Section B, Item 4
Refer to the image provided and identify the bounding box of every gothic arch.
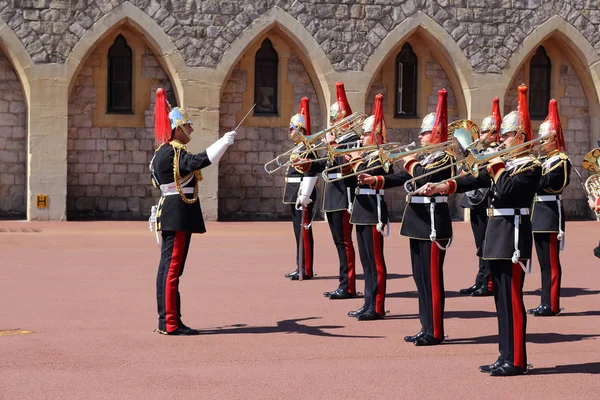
[363,10,471,115]
[503,15,600,117]
[215,6,332,122]
[0,20,32,102]
[64,1,185,101]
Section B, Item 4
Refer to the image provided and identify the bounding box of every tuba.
[582,147,600,219]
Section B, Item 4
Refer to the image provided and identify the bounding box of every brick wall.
[218,53,323,220]
[0,49,27,219]
[67,47,171,219]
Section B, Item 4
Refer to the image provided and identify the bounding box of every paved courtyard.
[1,220,599,399]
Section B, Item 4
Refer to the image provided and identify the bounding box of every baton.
[234,103,256,132]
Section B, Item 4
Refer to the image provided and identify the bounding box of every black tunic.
[383,151,454,240]
[150,142,212,233]
[531,153,571,233]
[452,156,542,260]
[282,151,318,204]
[309,157,357,212]
[350,156,390,225]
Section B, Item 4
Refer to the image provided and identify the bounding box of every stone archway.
[217,27,324,220]
[66,24,176,219]
[504,31,600,219]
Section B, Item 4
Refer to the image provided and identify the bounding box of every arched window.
[254,39,278,115]
[529,46,551,119]
[395,43,418,117]
[107,35,133,113]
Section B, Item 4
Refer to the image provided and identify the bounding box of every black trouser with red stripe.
[290,203,314,277]
[356,225,386,315]
[326,210,356,294]
[156,231,192,333]
[409,239,447,340]
[489,260,527,368]
[470,206,492,291]
[534,232,562,313]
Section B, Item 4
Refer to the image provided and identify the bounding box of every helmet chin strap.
[180,125,192,141]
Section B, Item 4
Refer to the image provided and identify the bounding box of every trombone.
[263,112,367,174]
[410,135,546,196]
[321,141,420,183]
[402,120,481,194]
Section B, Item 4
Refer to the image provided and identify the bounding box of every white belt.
[488,207,530,273]
[161,187,195,196]
[357,188,384,195]
[534,195,565,248]
[409,196,448,204]
[412,195,452,250]
[535,194,562,202]
[286,177,302,183]
[328,173,342,179]
[487,208,530,216]
[354,188,388,236]
[159,174,194,195]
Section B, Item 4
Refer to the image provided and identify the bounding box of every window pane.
[402,64,416,115]
[254,39,278,114]
[255,87,275,113]
[396,63,403,115]
[107,35,133,113]
[395,43,417,117]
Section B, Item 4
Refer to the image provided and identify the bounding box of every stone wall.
[0,49,27,219]
[4,1,600,75]
[559,57,594,219]
[66,47,171,219]
[218,53,323,220]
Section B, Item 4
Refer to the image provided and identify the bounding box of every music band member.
[420,85,540,376]
[150,88,236,335]
[459,98,502,297]
[529,99,571,316]
[297,82,358,298]
[360,89,453,345]
[283,98,318,280]
[346,94,389,320]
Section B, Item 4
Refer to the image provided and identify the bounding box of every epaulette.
[425,152,451,170]
[509,157,540,177]
[543,152,569,174]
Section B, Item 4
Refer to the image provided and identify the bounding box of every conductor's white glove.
[223,130,236,145]
[206,131,236,164]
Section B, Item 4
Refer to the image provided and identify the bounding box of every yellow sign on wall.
[36,195,48,209]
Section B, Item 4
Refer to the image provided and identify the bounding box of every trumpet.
[582,147,600,219]
[321,141,418,183]
[263,112,367,174]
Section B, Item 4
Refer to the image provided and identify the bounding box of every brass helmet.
[330,82,353,124]
[420,112,436,134]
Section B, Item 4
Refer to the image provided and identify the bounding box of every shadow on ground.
[385,310,497,320]
[198,317,384,339]
[529,362,600,375]
[525,287,600,298]
[445,332,600,345]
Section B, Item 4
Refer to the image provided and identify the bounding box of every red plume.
[299,97,311,135]
[546,99,567,152]
[336,82,353,116]
[431,89,448,144]
[154,88,171,145]
[517,85,532,144]
[491,97,502,142]
[371,94,386,145]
